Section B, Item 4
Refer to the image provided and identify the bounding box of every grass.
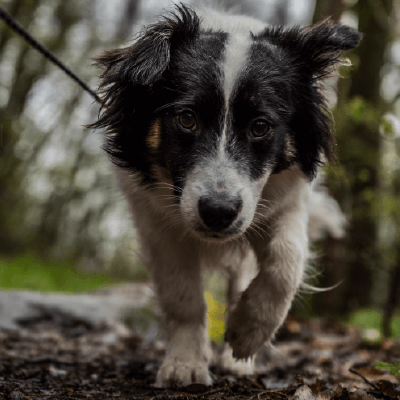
[0,254,116,293]
[347,308,400,342]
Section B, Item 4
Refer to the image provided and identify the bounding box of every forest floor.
[0,284,399,400]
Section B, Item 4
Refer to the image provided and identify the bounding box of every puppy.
[90,4,361,387]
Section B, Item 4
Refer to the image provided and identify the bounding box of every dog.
[90,4,361,387]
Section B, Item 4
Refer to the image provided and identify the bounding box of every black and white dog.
[91,4,361,387]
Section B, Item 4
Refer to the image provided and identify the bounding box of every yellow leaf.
[205,292,226,343]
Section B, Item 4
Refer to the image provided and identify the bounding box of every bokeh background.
[1,0,399,342]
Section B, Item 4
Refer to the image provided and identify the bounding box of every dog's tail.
[307,172,347,242]
[299,171,347,294]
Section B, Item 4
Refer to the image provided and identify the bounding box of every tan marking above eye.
[147,119,162,151]
[178,111,197,130]
[284,135,296,161]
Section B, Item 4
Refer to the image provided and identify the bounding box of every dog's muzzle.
[198,195,242,232]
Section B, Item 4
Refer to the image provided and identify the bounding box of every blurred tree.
[0,1,99,257]
[224,0,290,25]
[336,0,394,313]
[0,0,52,254]
[312,0,345,23]
[312,0,397,316]
[116,0,140,41]
[0,0,140,268]
[383,249,400,337]
[310,0,349,316]
[381,139,400,337]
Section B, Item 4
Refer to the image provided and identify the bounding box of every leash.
[0,7,102,105]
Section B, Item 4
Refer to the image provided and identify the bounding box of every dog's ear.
[88,5,200,176]
[305,19,362,51]
[256,20,361,179]
[258,19,362,78]
[294,20,362,79]
[93,5,200,87]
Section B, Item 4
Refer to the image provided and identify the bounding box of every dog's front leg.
[220,249,258,375]
[225,207,308,359]
[144,235,211,388]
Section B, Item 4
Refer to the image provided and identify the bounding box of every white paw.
[219,343,255,375]
[225,322,266,360]
[155,359,212,388]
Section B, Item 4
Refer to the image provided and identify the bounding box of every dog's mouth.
[193,220,245,242]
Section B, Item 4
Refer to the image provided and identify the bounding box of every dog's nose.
[198,196,242,231]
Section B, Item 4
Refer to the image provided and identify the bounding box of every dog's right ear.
[93,5,200,87]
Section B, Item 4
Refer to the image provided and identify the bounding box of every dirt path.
[0,285,399,399]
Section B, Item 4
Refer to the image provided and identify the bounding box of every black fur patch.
[154,30,227,193]
[89,6,227,189]
[251,19,362,179]
[223,18,361,181]
[226,42,296,181]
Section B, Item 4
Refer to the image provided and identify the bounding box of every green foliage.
[0,254,116,292]
[375,361,400,381]
[328,95,384,230]
[347,308,400,341]
[333,97,382,185]
[380,116,396,139]
[376,192,400,221]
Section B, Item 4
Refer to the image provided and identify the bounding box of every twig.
[249,389,289,399]
[349,368,379,391]
[191,386,228,398]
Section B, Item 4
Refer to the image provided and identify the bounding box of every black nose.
[198,197,242,232]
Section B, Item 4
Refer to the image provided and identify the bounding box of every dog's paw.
[225,297,270,360]
[155,359,212,388]
[225,320,266,360]
[219,343,255,375]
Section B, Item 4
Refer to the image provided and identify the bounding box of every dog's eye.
[251,119,270,138]
[178,112,197,130]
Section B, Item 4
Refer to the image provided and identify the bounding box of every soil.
[0,286,399,399]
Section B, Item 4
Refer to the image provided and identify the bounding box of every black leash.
[0,7,102,105]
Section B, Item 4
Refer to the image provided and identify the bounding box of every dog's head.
[91,5,361,241]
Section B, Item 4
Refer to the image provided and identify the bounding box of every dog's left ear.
[93,5,200,88]
[295,20,362,78]
[259,19,362,79]
[257,20,362,179]
[88,5,200,174]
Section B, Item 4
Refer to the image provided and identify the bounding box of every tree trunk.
[312,0,345,23]
[311,0,394,316]
[382,259,400,337]
[0,0,41,254]
[310,0,347,316]
[339,0,393,313]
[0,0,83,254]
